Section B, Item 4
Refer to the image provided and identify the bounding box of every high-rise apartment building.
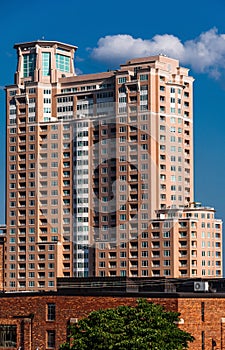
[4,40,222,291]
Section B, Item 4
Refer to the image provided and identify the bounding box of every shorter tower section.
[95,203,223,278]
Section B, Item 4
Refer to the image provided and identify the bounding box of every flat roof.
[0,276,224,298]
[14,40,78,51]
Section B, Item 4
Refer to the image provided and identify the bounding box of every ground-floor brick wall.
[0,241,4,291]
[0,293,223,349]
[178,298,225,350]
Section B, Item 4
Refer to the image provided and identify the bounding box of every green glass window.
[23,54,36,77]
[118,77,126,84]
[42,52,51,76]
[56,54,70,73]
[140,74,148,81]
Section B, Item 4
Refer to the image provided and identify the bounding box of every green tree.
[60,299,194,350]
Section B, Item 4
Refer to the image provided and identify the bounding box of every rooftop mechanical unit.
[194,281,209,292]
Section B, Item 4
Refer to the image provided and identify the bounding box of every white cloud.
[90,28,225,79]
[75,67,83,75]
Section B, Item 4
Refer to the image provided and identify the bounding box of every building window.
[42,52,51,76]
[118,77,126,84]
[23,53,36,77]
[164,269,171,276]
[47,330,55,348]
[48,281,55,287]
[118,270,125,277]
[140,74,148,81]
[47,303,56,321]
[142,270,148,276]
[0,325,17,348]
[56,54,69,73]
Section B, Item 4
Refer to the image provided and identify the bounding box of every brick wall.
[0,293,223,349]
[178,298,225,350]
[0,239,4,291]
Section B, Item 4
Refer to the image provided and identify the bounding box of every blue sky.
[1,0,225,227]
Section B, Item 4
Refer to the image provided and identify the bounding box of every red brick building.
[0,277,224,349]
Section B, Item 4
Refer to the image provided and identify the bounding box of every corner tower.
[14,40,77,85]
[5,40,77,292]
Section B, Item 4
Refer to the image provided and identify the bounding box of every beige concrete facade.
[4,40,222,291]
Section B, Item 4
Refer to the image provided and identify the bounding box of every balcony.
[19,165,26,171]
[38,255,45,261]
[18,255,26,261]
[63,263,71,270]
[19,221,26,226]
[109,253,117,259]
[129,233,138,240]
[179,270,188,277]
[19,183,26,189]
[130,223,138,231]
[152,252,160,258]
[130,270,138,277]
[191,250,197,257]
[130,185,138,193]
[152,243,160,249]
[40,221,48,226]
[152,223,160,229]
[18,247,26,254]
[63,245,70,252]
[129,126,137,132]
[179,222,187,228]
[130,243,138,250]
[18,264,26,270]
[152,270,160,277]
[130,176,138,182]
[38,263,45,270]
[129,136,138,143]
[19,117,26,124]
[130,261,138,268]
[179,260,187,267]
[63,254,70,261]
[179,242,187,248]
[129,145,138,152]
[152,233,160,239]
[152,261,160,268]
[179,250,187,257]
[130,204,138,211]
[130,252,138,258]
[109,262,117,268]
[129,155,138,162]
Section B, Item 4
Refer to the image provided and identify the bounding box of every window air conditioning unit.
[194,281,209,292]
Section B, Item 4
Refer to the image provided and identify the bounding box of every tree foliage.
[60,299,194,350]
